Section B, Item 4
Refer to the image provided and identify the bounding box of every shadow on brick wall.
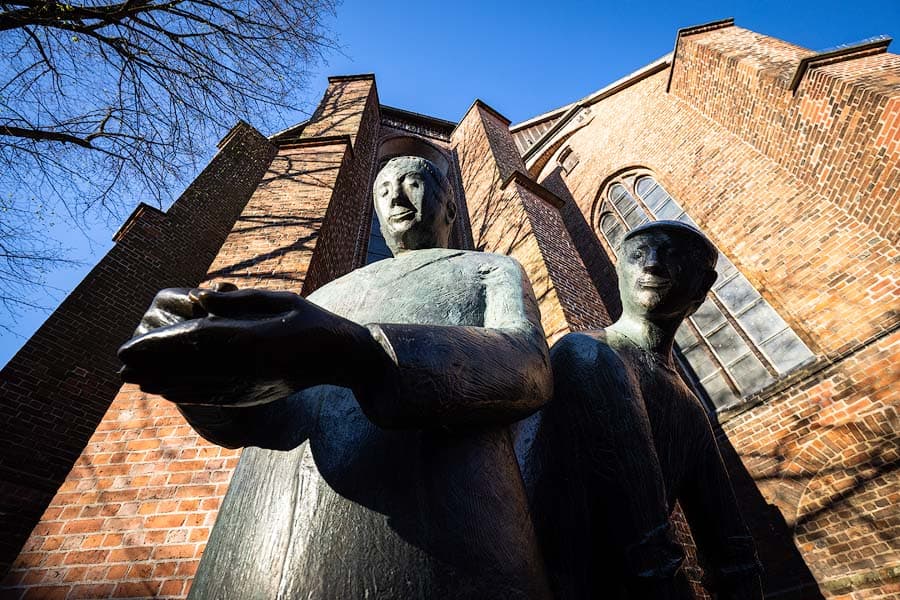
[712,424,826,599]
[541,167,622,320]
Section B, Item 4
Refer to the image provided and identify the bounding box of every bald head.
[373,156,456,255]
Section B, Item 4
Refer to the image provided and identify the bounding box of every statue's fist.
[118,284,384,406]
[133,282,238,337]
[117,286,350,405]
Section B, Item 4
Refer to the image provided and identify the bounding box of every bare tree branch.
[0,0,339,327]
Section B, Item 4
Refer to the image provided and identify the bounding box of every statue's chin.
[387,230,450,254]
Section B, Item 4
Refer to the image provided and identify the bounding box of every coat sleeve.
[174,389,319,450]
[355,256,552,429]
[679,414,763,599]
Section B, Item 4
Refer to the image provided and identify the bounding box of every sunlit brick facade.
[1,19,897,599]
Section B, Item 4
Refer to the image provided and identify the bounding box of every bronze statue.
[519,221,763,599]
[119,157,553,599]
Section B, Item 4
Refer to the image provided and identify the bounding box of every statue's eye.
[410,181,419,188]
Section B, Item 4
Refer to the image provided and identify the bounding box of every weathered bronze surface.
[119,157,553,599]
[519,221,763,600]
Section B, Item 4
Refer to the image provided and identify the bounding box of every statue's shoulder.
[457,250,529,278]
[550,329,617,367]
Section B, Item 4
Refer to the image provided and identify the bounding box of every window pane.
[600,213,625,251]
[701,371,740,410]
[762,330,814,374]
[683,345,718,380]
[715,253,738,282]
[717,276,761,314]
[675,324,700,350]
[730,353,774,395]
[692,299,726,334]
[635,177,657,197]
[622,204,649,228]
[738,301,788,345]
[642,187,670,213]
[677,213,699,228]
[655,198,683,220]
[708,322,752,365]
[610,184,634,212]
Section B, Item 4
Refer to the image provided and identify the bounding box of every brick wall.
[3,23,896,598]
[1,75,379,599]
[534,60,896,361]
[303,76,381,291]
[0,123,275,582]
[670,27,900,242]
[525,25,898,598]
[721,330,899,599]
[451,101,609,344]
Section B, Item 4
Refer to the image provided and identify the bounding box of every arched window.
[597,173,814,411]
[599,211,625,252]
[366,210,392,264]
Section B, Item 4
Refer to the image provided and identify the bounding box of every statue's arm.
[118,286,339,450]
[679,413,763,599]
[176,391,316,450]
[355,257,552,429]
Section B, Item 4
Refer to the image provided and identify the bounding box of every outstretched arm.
[118,286,372,449]
[120,257,552,436]
[354,257,552,429]
[172,394,314,450]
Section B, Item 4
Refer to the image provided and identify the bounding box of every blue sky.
[2,0,898,365]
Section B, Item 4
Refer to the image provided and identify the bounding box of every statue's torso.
[619,344,712,508]
[595,334,712,509]
[521,330,713,600]
[192,249,548,600]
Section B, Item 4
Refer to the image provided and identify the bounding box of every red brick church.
[1,19,897,599]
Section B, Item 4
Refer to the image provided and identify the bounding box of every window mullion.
[707,293,780,378]
[684,319,743,398]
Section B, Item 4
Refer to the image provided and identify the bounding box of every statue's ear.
[445,200,457,224]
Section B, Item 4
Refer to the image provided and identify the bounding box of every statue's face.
[617,230,715,321]
[373,157,456,254]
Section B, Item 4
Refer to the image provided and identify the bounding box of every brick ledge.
[502,170,565,209]
[666,17,736,93]
[789,36,892,93]
[112,202,167,243]
[277,134,354,159]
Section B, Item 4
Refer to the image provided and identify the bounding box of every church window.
[597,173,814,411]
[599,211,625,251]
[558,146,580,173]
[366,210,392,264]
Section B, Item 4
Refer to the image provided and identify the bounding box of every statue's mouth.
[389,209,416,222]
[636,276,671,289]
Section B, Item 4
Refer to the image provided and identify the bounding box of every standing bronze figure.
[520,221,763,600]
[119,157,553,599]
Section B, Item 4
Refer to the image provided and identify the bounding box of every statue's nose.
[642,250,667,275]
[390,186,413,208]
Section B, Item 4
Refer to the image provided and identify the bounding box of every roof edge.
[380,105,457,131]
[789,35,892,93]
[519,55,671,164]
[327,73,376,83]
[454,99,512,135]
[666,17,735,92]
[511,53,673,133]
